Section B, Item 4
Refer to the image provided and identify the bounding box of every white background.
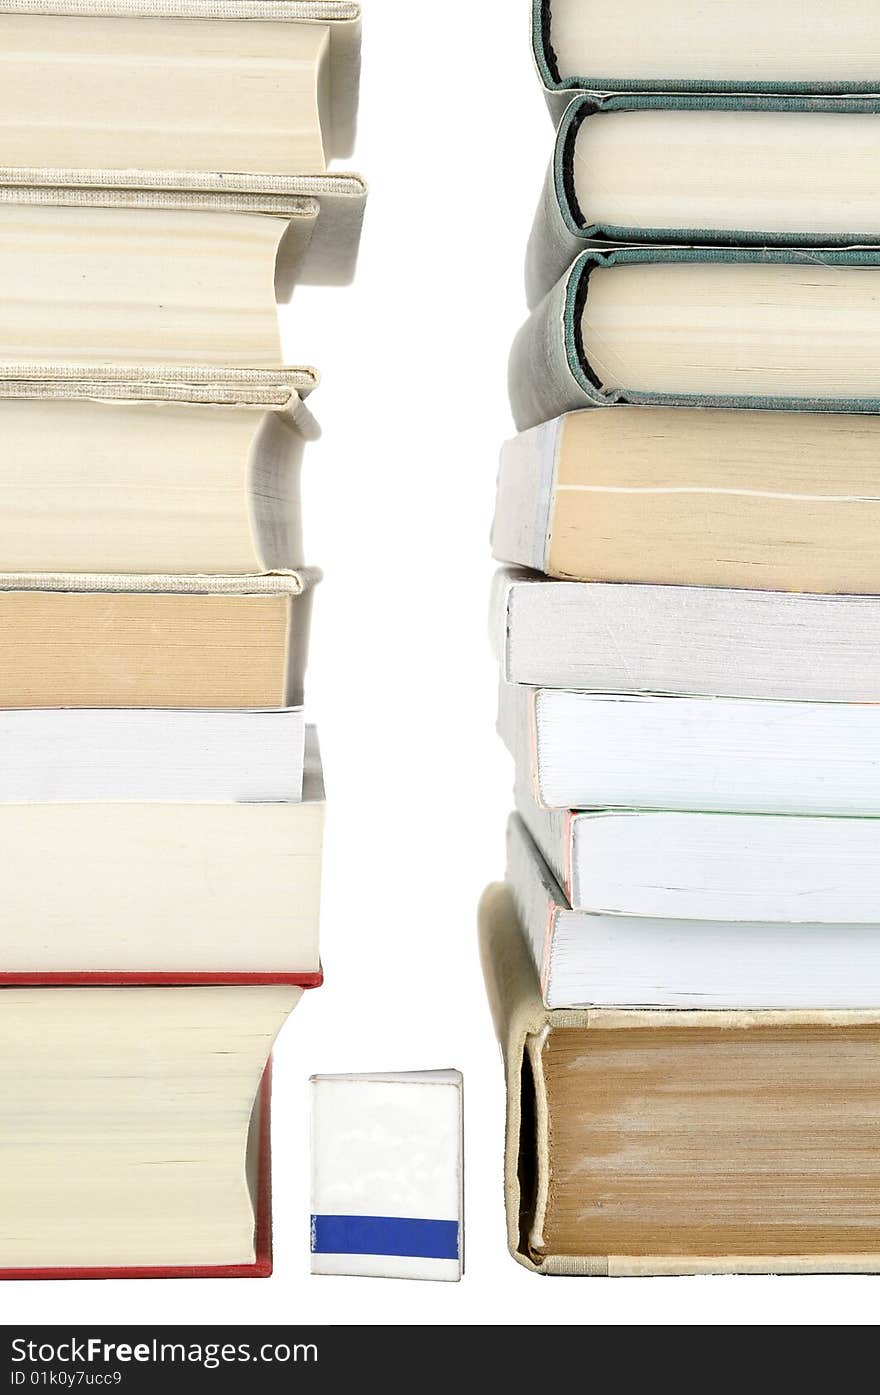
[5,0,875,1329]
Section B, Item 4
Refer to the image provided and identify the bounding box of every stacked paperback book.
[481,0,880,1276]
[0,0,364,1278]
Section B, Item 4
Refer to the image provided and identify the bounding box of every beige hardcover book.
[0,570,317,708]
[0,178,366,368]
[0,374,320,574]
[480,883,880,1276]
[0,1,361,171]
[0,729,325,976]
[0,985,298,1270]
[493,407,880,592]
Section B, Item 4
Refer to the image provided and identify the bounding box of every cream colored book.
[533,0,880,113]
[509,248,880,432]
[493,407,880,593]
[0,728,324,976]
[527,95,880,307]
[480,883,880,1276]
[0,375,319,574]
[0,985,297,1272]
[0,570,317,708]
[0,1,361,172]
[0,179,367,369]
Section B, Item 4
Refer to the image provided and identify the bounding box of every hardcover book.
[0,727,325,980]
[527,94,880,305]
[493,408,880,593]
[0,0,361,171]
[509,248,880,431]
[0,374,318,573]
[0,989,296,1277]
[532,0,880,113]
[0,179,366,369]
[0,570,317,708]
[481,883,880,1276]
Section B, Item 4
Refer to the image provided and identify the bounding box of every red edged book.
[0,979,319,1279]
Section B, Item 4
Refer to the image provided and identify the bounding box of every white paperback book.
[516,778,880,923]
[0,707,304,803]
[499,679,880,816]
[491,567,880,702]
[310,1071,463,1282]
[507,814,880,1011]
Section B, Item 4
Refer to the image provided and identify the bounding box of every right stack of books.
[482,0,880,1277]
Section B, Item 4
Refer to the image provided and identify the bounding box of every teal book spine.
[526,95,880,307]
[510,246,880,432]
[532,0,880,107]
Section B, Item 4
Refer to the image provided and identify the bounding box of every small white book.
[310,1071,463,1282]
[499,679,880,816]
[507,814,880,1011]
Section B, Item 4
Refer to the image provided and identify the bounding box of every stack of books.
[0,0,363,1279]
[482,0,880,1276]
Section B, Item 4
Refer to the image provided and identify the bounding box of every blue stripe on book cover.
[311,1215,459,1261]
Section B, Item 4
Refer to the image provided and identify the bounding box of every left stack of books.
[0,0,364,1279]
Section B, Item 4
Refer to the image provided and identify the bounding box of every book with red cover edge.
[0,969,323,987]
[0,1063,277,1281]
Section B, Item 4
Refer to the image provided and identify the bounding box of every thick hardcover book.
[0,373,319,574]
[509,247,880,431]
[0,180,366,367]
[0,986,298,1278]
[0,172,366,291]
[0,726,325,980]
[0,569,317,708]
[480,883,880,1276]
[532,0,880,116]
[490,567,880,701]
[0,1068,276,1281]
[493,407,880,593]
[0,0,361,169]
[528,94,880,305]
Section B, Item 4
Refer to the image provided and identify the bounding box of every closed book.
[507,812,880,1010]
[509,248,880,431]
[480,882,880,1275]
[491,568,880,701]
[0,726,324,981]
[0,570,316,708]
[311,1071,464,1282]
[493,408,880,593]
[528,94,880,306]
[0,991,294,1277]
[0,178,366,371]
[532,0,880,114]
[0,374,318,574]
[0,0,360,171]
[499,679,880,816]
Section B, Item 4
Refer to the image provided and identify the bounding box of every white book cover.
[310,1071,463,1282]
